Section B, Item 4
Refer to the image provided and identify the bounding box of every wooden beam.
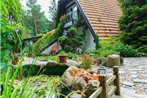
[113,66,121,95]
[99,75,108,98]
[89,87,103,98]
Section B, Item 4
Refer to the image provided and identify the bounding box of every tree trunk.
[33,14,37,36]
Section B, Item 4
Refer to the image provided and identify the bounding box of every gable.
[78,0,122,40]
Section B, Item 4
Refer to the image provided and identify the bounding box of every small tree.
[59,27,83,53]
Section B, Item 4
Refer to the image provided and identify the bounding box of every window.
[66,5,78,21]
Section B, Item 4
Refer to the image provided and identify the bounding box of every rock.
[101,57,107,66]
[130,75,138,79]
[133,79,147,83]
[61,72,74,87]
[70,93,82,98]
[96,57,107,66]
[122,81,135,86]
[84,80,100,97]
[66,60,78,66]
[106,54,121,67]
[36,61,47,66]
[75,62,83,68]
[61,66,79,87]
[46,60,57,66]
[96,58,101,65]
[71,76,87,91]
[121,87,136,93]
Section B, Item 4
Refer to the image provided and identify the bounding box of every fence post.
[99,75,108,98]
[113,66,121,95]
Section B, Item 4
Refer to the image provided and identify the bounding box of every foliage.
[59,51,67,56]
[67,52,79,59]
[11,53,19,61]
[59,26,83,53]
[80,54,93,69]
[35,56,59,62]
[0,66,63,97]
[116,44,145,57]
[48,0,57,29]
[22,0,52,36]
[118,0,147,54]
[32,15,67,56]
[0,0,24,70]
[85,36,144,57]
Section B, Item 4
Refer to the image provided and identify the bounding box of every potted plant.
[58,51,67,63]
[11,53,19,65]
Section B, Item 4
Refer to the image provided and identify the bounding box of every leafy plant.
[81,54,93,69]
[67,52,79,59]
[0,0,24,70]
[59,26,83,53]
[59,51,67,56]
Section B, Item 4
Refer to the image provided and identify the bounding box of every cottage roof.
[78,0,121,40]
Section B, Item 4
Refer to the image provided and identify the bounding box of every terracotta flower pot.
[59,55,67,63]
[12,60,18,65]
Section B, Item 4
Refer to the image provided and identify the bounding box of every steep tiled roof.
[79,0,121,40]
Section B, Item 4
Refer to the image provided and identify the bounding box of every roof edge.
[74,0,99,43]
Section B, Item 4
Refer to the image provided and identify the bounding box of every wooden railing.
[89,66,121,98]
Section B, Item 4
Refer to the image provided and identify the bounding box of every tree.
[48,0,57,29]
[24,0,52,36]
[118,0,147,54]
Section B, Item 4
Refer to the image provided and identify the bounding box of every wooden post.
[99,75,108,98]
[113,66,121,95]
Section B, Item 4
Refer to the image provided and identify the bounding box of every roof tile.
[79,0,121,40]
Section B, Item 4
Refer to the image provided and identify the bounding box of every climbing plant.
[59,26,83,53]
[32,15,67,56]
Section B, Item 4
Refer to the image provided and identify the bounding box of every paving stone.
[131,75,138,79]
[133,79,147,83]
[121,87,137,93]
[122,81,135,87]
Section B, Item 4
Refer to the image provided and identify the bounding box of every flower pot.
[12,60,18,65]
[59,55,67,63]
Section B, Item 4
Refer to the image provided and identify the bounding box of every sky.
[21,0,57,20]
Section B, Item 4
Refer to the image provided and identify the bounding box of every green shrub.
[116,44,145,57]
[81,54,92,69]
[58,26,83,53]
[67,52,79,59]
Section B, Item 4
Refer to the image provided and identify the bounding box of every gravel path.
[108,57,147,96]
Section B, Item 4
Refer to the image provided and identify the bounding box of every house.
[42,0,121,55]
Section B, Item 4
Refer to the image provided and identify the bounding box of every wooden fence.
[89,66,121,98]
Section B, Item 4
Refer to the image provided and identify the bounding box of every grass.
[0,61,68,98]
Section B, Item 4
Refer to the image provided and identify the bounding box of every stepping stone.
[129,72,137,74]
[119,71,126,74]
[121,87,136,93]
[131,75,138,79]
[133,79,147,83]
[122,81,135,87]
[128,69,144,71]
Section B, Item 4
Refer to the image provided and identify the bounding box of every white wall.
[84,29,96,50]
